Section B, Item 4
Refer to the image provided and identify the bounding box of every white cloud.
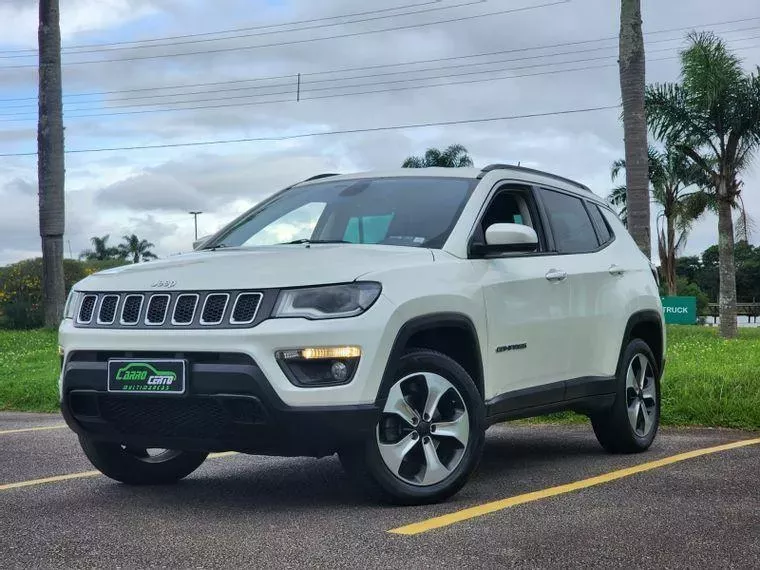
[1,0,759,265]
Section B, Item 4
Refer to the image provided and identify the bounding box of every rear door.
[536,188,616,387]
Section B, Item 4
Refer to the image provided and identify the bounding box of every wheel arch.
[376,312,484,404]
[619,310,665,376]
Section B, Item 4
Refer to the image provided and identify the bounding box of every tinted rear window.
[541,189,599,254]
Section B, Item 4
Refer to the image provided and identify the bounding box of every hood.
[75,245,433,292]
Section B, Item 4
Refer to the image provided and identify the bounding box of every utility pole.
[189,211,203,241]
[38,0,66,327]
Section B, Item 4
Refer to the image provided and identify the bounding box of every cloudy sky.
[0,0,758,265]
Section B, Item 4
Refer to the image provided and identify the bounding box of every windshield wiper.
[280,239,351,245]
[203,243,229,250]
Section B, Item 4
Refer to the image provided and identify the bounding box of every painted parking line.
[0,451,239,492]
[389,437,760,536]
[0,425,68,436]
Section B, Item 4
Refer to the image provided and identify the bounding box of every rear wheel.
[340,349,485,505]
[79,435,208,485]
[591,338,660,453]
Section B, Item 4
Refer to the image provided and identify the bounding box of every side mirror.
[482,223,538,254]
[193,235,212,250]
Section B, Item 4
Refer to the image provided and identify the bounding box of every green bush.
[0,258,126,329]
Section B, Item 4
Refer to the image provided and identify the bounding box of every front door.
[472,185,571,402]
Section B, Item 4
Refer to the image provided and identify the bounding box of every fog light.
[275,346,361,387]
[330,360,349,381]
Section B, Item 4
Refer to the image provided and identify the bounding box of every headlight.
[272,282,381,319]
[63,290,82,320]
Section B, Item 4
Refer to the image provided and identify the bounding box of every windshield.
[207,176,477,249]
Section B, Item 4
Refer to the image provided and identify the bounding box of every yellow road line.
[389,437,760,536]
[0,470,101,491]
[0,425,68,436]
[0,451,239,492]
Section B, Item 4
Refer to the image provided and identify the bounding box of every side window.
[540,189,599,254]
[587,203,613,245]
[474,185,544,253]
[343,214,394,244]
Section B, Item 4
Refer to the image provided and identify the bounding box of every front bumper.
[61,351,379,456]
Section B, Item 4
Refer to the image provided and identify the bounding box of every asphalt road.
[0,412,758,569]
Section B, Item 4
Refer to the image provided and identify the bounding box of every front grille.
[145,294,169,325]
[97,295,119,324]
[74,291,265,329]
[99,397,230,439]
[78,295,97,323]
[120,295,143,325]
[201,294,229,325]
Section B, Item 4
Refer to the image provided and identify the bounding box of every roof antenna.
[517,161,521,166]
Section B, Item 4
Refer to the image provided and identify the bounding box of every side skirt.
[484,376,615,425]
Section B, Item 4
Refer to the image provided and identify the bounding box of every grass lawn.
[0,326,758,429]
[0,328,59,413]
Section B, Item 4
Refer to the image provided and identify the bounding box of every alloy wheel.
[625,353,657,437]
[377,372,470,486]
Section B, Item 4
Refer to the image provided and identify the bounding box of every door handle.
[545,269,567,282]
[609,264,625,276]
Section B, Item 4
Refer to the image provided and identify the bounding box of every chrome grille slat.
[200,293,229,325]
[145,294,170,325]
[77,295,97,323]
[97,295,119,325]
[120,295,144,325]
[230,293,263,325]
[172,294,198,325]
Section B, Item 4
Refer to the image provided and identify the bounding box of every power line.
[2,39,759,121]
[0,0,483,59]
[0,105,619,157]
[2,16,758,105]
[52,33,760,111]
[0,1,571,69]
[0,48,660,117]
[0,0,444,54]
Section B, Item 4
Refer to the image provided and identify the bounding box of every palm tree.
[645,32,760,338]
[119,234,158,263]
[38,0,66,327]
[402,144,474,168]
[79,235,121,261]
[618,0,651,258]
[610,146,707,295]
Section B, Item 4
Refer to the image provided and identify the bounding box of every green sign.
[661,296,697,324]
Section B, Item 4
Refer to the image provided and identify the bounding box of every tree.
[119,234,158,263]
[402,144,474,168]
[38,0,66,327]
[645,32,760,338]
[619,0,651,258]
[79,235,122,261]
[609,146,706,295]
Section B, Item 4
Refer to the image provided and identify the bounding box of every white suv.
[59,165,665,504]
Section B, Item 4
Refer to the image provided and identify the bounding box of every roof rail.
[301,173,341,183]
[477,164,591,192]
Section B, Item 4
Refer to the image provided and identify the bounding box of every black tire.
[79,435,208,485]
[339,349,485,505]
[591,338,660,453]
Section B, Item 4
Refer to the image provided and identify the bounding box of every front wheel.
[591,338,660,453]
[340,349,485,505]
[79,435,208,485]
